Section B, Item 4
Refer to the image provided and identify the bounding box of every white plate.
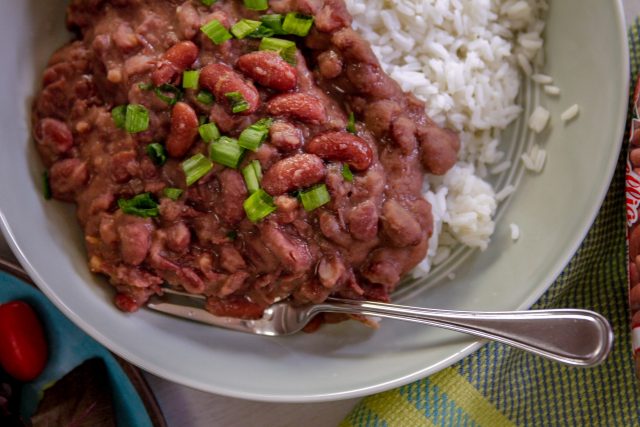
[0,0,628,401]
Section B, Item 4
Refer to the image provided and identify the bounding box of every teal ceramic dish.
[0,267,156,426]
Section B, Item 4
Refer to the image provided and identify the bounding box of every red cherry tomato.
[0,300,48,381]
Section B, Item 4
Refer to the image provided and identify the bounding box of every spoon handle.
[317,298,613,366]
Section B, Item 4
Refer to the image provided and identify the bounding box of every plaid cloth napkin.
[341,18,640,427]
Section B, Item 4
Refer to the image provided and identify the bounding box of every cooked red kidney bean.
[117,216,153,266]
[391,116,418,154]
[236,51,297,91]
[199,63,259,115]
[347,200,379,241]
[216,169,248,225]
[266,93,327,124]
[364,100,402,137]
[49,158,88,202]
[419,126,460,175]
[317,50,343,79]
[317,256,346,288]
[35,118,74,159]
[166,102,199,158]
[269,120,302,151]
[631,148,640,168]
[381,199,422,247]
[261,154,326,195]
[260,221,312,273]
[152,41,199,86]
[306,131,373,171]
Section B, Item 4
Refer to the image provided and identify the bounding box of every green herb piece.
[199,122,221,143]
[138,82,154,91]
[242,160,263,194]
[182,153,213,186]
[226,230,238,241]
[260,14,284,34]
[154,84,183,106]
[118,193,159,218]
[259,37,297,64]
[124,104,150,133]
[225,91,250,114]
[163,187,184,200]
[299,184,331,211]
[209,136,245,169]
[111,105,127,129]
[346,111,357,134]
[201,0,216,5]
[182,70,200,89]
[243,189,276,222]
[146,143,167,166]
[238,118,273,151]
[243,0,269,10]
[282,13,314,37]
[231,19,262,39]
[341,164,353,182]
[196,90,215,105]
[201,19,232,44]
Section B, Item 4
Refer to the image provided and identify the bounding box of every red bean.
[419,126,459,175]
[261,154,326,195]
[236,51,297,91]
[152,41,199,86]
[306,131,373,171]
[267,93,327,124]
[166,102,199,158]
[269,120,302,151]
[200,63,259,115]
[381,199,422,247]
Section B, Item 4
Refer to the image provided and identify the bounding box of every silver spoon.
[148,289,613,367]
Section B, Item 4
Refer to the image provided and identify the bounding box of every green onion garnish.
[261,14,284,34]
[231,19,262,39]
[118,193,159,218]
[201,0,216,6]
[154,84,183,106]
[238,118,273,151]
[124,104,150,133]
[282,13,314,37]
[259,37,297,64]
[243,189,276,222]
[243,0,268,10]
[346,112,357,134]
[198,115,208,126]
[182,153,213,186]
[138,82,154,91]
[209,136,245,169]
[226,230,238,241]
[111,105,127,129]
[43,171,52,200]
[242,160,263,194]
[196,90,215,105]
[146,143,167,166]
[199,122,221,143]
[182,70,200,89]
[201,19,232,45]
[342,164,353,182]
[163,187,184,200]
[225,92,250,114]
[299,184,331,211]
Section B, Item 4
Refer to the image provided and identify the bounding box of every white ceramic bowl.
[0,0,628,401]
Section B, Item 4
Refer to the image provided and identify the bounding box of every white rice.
[531,73,553,84]
[560,104,580,122]
[521,143,547,172]
[345,0,547,273]
[510,223,521,240]
[543,85,561,96]
[528,105,550,133]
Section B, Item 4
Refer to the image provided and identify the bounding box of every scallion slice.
[154,84,183,106]
[196,90,215,105]
[199,122,221,143]
[282,13,314,37]
[242,160,263,194]
[238,118,273,151]
[146,143,167,166]
[198,115,208,126]
[201,19,232,45]
[163,187,184,200]
[42,171,52,200]
[226,230,238,241]
[261,14,284,34]
[259,37,297,64]
[346,112,357,134]
[201,0,216,6]
[341,164,353,182]
[182,70,200,89]
[138,82,154,91]
[243,0,268,10]
[243,189,276,222]
[111,105,127,129]
[118,193,159,218]
[299,184,331,211]
[209,136,245,169]
[182,153,213,186]
[124,104,149,133]
[225,92,250,114]
[231,19,262,39]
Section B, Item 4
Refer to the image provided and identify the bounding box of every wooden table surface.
[1,2,637,426]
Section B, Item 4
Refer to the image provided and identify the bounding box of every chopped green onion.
[111,105,127,129]
[154,84,183,106]
[259,37,297,64]
[42,171,52,200]
[209,137,245,169]
[346,112,357,134]
[163,187,184,200]
[226,230,238,241]
[182,70,200,89]
[299,184,331,211]
[182,153,213,186]
[138,82,154,91]
[198,115,208,126]
[201,0,216,5]
[231,19,262,39]
[261,14,284,34]
[124,104,150,133]
[225,92,250,114]
[243,0,268,10]
[341,164,353,182]
[238,118,273,151]
[146,143,167,166]
[118,193,159,218]
[201,19,232,45]
[196,90,215,105]
[243,189,276,222]
[282,13,314,37]
[242,160,263,194]
[199,122,221,143]
[247,25,275,39]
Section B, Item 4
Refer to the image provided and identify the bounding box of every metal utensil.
[148,288,613,367]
